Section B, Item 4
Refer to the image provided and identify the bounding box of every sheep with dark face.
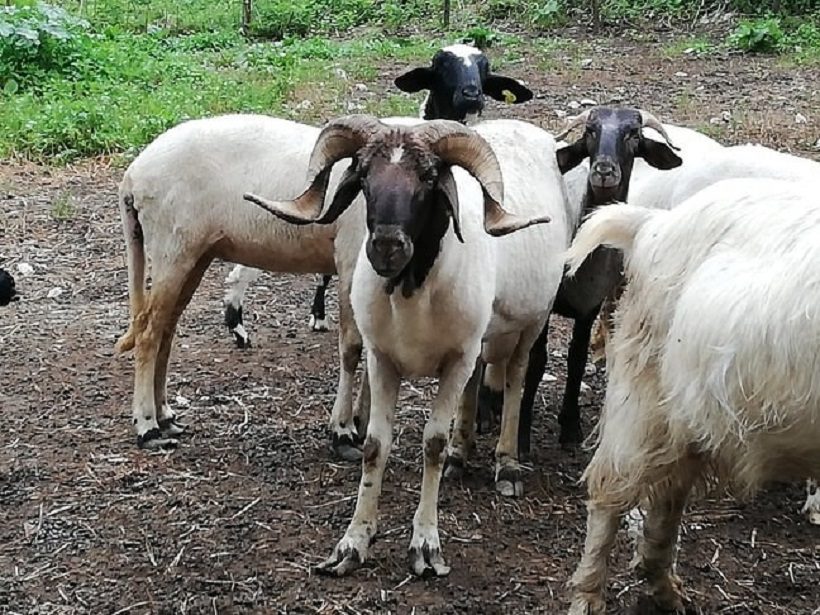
[0,269,17,306]
[246,114,569,574]
[507,107,685,456]
[223,43,534,348]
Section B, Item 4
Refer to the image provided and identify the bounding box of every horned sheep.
[245,114,570,573]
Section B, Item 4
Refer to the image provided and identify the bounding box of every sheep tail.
[115,187,146,353]
[565,204,657,276]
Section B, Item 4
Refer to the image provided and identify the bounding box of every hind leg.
[445,358,481,479]
[223,265,260,349]
[132,260,200,449]
[477,361,504,433]
[154,255,213,439]
[309,274,332,332]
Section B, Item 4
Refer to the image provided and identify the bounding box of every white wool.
[570,177,820,503]
[442,43,481,66]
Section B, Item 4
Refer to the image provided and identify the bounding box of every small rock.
[554,109,567,118]
[580,381,591,394]
[675,71,688,77]
[585,363,597,376]
[541,372,558,383]
[684,47,696,55]
[175,394,191,407]
[580,58,593,68]
[17,262,34,276]
[580,98,597,106]
[47,287,63,299]
[346,101,363,112]
[354,83,368,92]
[568,100,581,110]
[295,100,313,111]
[333,67,348,81]
[795,113,808,124]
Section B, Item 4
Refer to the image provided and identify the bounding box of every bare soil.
[1,32,818,615]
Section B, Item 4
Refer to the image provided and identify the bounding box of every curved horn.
[412,120,550,236]
[639,109,680,151]
[244,115,384,224]
[554,109,592,142]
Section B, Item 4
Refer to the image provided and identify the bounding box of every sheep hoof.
[315,533,369,577]
[332,432,363,462]
[495,466,524,497]
[559,422,584,450]
[137,428,178,450]
[308,315,330,332]
[443,454,466,479]
[408,532,450,577]
[632,593,691,614]
[159,417,187,438]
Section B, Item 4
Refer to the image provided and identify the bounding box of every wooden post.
[443,0,451,28]
[241,0,252,36]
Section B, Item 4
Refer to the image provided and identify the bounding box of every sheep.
[244,114,569,573]
[115,114,370,454]
[0,268,17,306]
[564,177,820,614]
[497,107,715,458]
[223,42,534,348]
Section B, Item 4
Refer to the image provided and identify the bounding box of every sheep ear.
[436,167,464,242]
[556,139,588,174]
[638,138,682,170]
[315,161,362,225]
[483,75,533,104]
[394,67,434,93]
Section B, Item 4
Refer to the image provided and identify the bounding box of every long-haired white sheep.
[564,177,820,614]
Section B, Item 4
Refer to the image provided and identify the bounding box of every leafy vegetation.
[0,0,817,163]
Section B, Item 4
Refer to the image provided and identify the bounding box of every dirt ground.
[1,32,819,614]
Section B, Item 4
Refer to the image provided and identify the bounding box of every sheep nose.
[462,85,480,99]
[372,235,404,257]
[593,160,616,177]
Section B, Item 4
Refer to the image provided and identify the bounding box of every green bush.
[0,2,93,91]
[729,17,786,53]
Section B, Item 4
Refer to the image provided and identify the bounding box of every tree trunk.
[443,0,451,28]
[241,0,253,36]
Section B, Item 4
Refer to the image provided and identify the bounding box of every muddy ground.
[1,31,819,614]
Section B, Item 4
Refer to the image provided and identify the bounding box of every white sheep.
[564,177,820,614]
[222,43,535,347]
[245,115,570,574]
[115,114,368,453]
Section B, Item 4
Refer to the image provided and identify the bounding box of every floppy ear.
[315,161,362,224]
[638,138,683,170]
[556,139,589,174]
[435,167,464,242]
[483,75,533,104]
[395,67,435,93]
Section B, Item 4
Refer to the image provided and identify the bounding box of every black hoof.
[332,432,363,462]
[137,427,178,450]
[559,423,584,450]
[443,455,465,479]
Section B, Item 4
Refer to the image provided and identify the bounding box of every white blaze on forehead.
[390,145,405,164]
[443,43,481,67]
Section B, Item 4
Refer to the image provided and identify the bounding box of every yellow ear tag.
[502,89,517,103]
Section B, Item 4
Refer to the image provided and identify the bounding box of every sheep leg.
[132,264,198,450]
[631,469,698,612]
[154,255,212,438]
[477,361,504,433]
[518,320,550,461]
[801,479,820,525]
[222,265,260,349]
[568,500,623,615]
[409,350,478,577]
[329,277,364,461]
[309,274,332,332]
[495,326,541,498]
[559,309,598,448]
[444,358,481,479]
[353,359,371,437]
[316,349,399,577]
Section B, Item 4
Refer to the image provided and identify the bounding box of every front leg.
[410,349,479,577]
[317,349,399,576]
